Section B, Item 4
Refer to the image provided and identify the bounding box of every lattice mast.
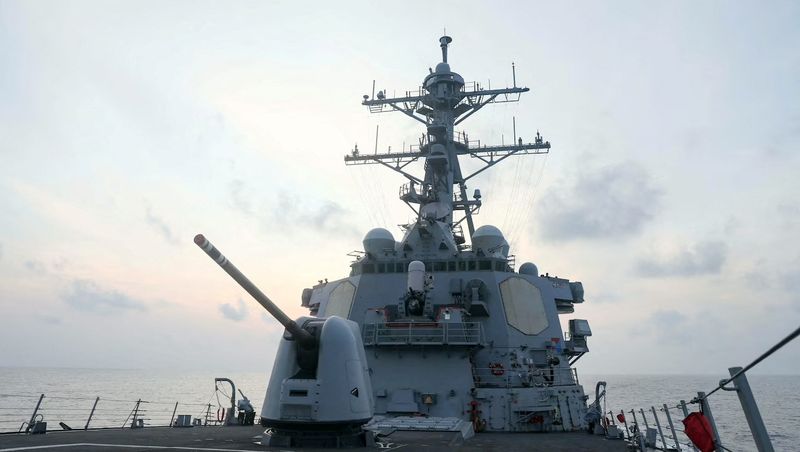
[345,36,550,245]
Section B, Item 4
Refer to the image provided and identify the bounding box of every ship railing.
[362,322,482,346]
[364,82,494,102]
[0,391,249,434]
[461,81,483,92]
[608,325,798,451]
[472,366,578,389]
[607,402,703,452]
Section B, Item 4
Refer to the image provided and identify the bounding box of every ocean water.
[0,368,797,451]
[583,373,800,452]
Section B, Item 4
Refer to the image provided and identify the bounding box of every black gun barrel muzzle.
[194,234,315,347]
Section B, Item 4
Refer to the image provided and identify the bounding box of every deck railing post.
[662,403,682,452]
[680,400,699,452]
[169,402,179,427]
[630,409,645,451]
[620,410,630,440]
[204,403,211,426]
[85,397,100,430]
[651,406,666,449]
[639,408,649,430]
[130,399,142,429]
[22,394,45,433]
[697,392,722,451]
[726,367,774,452]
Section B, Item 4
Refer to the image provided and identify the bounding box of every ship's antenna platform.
[345,36,550,244]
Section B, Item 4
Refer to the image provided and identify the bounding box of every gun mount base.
[260,419,375,448]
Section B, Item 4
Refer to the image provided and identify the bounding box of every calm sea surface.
[0,368,797,451]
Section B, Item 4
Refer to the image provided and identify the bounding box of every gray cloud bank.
[228,180,358,237]
[636,240,727,277]
[536,162,661,241]
[63,279,148,314]
[145,205,179,245]
[219,298,248,322]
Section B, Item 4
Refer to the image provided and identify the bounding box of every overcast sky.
[1,1,798,376]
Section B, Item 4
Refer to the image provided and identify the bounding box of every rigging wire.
[509,153,549,248]
[349,168,379,229]
[504,155,534,246]
[368,165,390,228]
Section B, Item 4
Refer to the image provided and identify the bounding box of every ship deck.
[0,426,628,451]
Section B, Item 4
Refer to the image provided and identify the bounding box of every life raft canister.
[682,412,715,452]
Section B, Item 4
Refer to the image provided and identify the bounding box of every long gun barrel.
[194,234,315,347]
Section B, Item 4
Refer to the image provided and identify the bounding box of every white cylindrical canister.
[407,260,425,292]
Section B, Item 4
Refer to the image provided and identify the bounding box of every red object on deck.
[683,412,715,452]
[616,413,625,423]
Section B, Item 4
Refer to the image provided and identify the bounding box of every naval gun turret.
[194,234,374,447]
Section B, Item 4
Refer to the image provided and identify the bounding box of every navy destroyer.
[300,34,595,436]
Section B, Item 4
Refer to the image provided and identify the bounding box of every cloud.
[536,162,662,241]
[36,314,62,325]
[63,279,148,314]
[780,267,800,294]
[145,205,179,245]
[229,179,253,215]
[219,298,248,322]
[273,192,358,237]
[777,202,800,230]
[636,240,727,277]
[229,180,358,237]
[24,259,48,275]
[651,309,687,328]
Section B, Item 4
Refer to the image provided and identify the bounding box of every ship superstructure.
[300,36,594,433]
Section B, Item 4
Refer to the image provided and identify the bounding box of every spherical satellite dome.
[519,262,539,276]
[435,62,451,73]
[473,225,504,239]
[363,228,395,255]
[472,225,509,257]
